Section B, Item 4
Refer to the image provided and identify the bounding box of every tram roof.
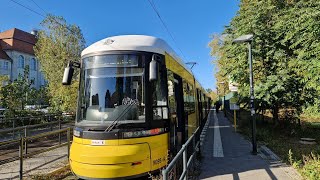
[82,35,191,71]
[81,35,210,96]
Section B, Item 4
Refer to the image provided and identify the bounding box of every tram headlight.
[73,127,83,137]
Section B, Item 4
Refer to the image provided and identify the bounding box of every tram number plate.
[91,140,106,145]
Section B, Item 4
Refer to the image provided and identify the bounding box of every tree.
[0,66,33,113]
[209,91,218,103]
[209,0,318,124]
[34,14,85,112]
[272,0,320,117]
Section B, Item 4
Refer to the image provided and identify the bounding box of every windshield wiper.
[104,104,136,132]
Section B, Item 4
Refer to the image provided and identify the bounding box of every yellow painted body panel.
[165,53,200,137]
[187,112,197,138]
[165,53,194,85]
[71,142,150,164]
[71,159,150,179]
[70,133,169,179]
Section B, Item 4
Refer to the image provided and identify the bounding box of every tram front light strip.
[123,128,165,138]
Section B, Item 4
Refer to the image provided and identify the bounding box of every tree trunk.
[272,106,279,126]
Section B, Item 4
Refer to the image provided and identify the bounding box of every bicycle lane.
[199,110,301,180]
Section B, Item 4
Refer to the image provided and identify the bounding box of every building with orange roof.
[0,28,46,88]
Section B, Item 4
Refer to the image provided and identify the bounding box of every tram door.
[168,71,185,154]
[174,75,185,149]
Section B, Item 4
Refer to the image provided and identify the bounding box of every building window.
[4,62,9,70]
[30,58,37,70]
[18,55,25,68]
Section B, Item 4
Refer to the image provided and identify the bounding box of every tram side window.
[152,63,168,120]
[188,84,195,113]
[167,70,177,116]
[183,80,195,114]
[183,81,189,113]
[202,93,205,117]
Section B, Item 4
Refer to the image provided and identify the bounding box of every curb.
[200,111,211,147]
[259,145,281,161]
[258,146,302,180]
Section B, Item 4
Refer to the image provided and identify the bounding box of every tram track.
[0,125,73,166]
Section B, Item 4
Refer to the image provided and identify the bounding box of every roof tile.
[0,28,36,55]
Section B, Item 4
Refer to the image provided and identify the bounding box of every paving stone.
[199,110,302,180]
[0,146,68,179]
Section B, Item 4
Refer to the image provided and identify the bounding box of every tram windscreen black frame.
[76,51,169,131]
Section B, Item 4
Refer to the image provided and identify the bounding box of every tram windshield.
[77,54,145,125]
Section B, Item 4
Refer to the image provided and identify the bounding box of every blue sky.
[1,0,239,90]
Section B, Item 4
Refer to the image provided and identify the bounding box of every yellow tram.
[62,35,211,179]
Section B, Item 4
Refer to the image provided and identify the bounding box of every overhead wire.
[8,0,88,43]
[147,0,187,60]
[8,0,45,17]
[10,0,186,55]
[29,0,47,15]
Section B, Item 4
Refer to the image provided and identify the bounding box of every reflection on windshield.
[79,66,145,125]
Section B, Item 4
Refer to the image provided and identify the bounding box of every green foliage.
[0,66,49,117]
[1,66,31,110]
[209,91,218,103]
[301,153,320,180]
[302,99,320,119]
[288,149,302,169]
[0,75,9,86]
[210,0,320,122]
[34,14,85,113]
[0,75,9,103]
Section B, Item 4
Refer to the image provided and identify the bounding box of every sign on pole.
[229,97,239,110]
[230,104,240,110]
[229,82,238,92]
[229,97,239,132]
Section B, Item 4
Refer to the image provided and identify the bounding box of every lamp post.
[233,34,257,154]
[218,82,226,117]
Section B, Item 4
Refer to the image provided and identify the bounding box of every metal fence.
[0,115,74,141]
[162,127,201,180]
[0,114,73,129]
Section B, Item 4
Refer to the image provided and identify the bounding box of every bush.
[301,153,320,180]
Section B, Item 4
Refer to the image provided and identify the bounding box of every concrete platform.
[200,110,302,180]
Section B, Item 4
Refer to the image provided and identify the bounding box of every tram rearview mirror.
[62,66,74,85]
[149,54,159,82]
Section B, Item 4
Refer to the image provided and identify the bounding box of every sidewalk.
[199,110,301,180]
[0,146,68,179]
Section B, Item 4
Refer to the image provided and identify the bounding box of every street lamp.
[218,82,226,117]
[233,34,257,155]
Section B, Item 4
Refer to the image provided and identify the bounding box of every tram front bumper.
[70,159,150,179]
[70,141,151,179]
